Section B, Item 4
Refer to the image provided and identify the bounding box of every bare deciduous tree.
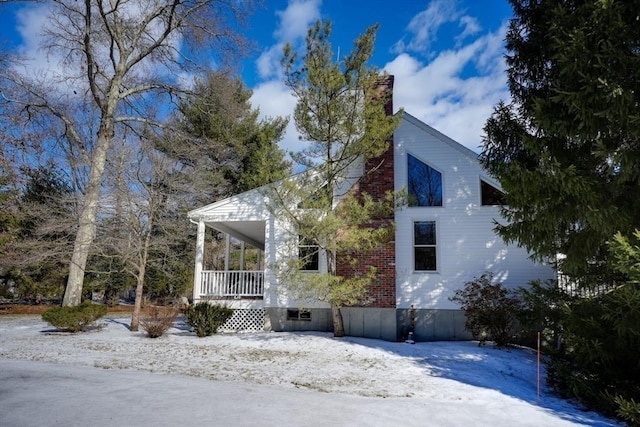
[100,136,174,331]
[0,0,252,306]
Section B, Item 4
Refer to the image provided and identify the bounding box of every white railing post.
[198,270,264,298]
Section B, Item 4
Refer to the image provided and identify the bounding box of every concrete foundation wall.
[266,307,471,342]
[340,307,397,341]
[397,308,472,341]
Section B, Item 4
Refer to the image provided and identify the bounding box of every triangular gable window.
[408,154,442,207]
[480,179,506,206]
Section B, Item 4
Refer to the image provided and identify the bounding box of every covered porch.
[192,219,267,303]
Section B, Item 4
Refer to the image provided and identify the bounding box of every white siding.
[394,115,555,309]
[189,112,555,314]
[189,188,330,310]
[263,216,331,310]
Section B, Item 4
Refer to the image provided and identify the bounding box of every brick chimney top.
[373,74,394,116]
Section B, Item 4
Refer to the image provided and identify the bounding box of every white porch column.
[224,233,230,271]
[193,219,205,302]
[257,249,262,271]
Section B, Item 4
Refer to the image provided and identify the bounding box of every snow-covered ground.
[0,315,618,426]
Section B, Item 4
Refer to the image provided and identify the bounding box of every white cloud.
[14,4,71,86]
[456,16,482,43]
[250,80,303,155]
[253,0,323,156]
[256,44,284,80]
[256,0,321,81]
[274,0,322,43]
[385,23,510,152]
[392,0,461,54]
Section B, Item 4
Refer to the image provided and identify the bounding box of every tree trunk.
[331,305,345,337]
[131,222,153,331]
[327,248,346,337]
[130,265,146,332]
[62,122,113,306]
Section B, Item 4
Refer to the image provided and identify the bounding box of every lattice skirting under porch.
[219,308,265,332]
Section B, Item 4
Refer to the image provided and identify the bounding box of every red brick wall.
[337,76,396,308]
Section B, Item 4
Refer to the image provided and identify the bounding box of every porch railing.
[200,270,264,299]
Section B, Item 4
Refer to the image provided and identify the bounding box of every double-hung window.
[298,236,319,271]
[414,221,437,271]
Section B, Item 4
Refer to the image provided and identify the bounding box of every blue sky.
[0,0,514,154]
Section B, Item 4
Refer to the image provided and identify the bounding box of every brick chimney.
[374,74,394,116]
[336,75,396,309]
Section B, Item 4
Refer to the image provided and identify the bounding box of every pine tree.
[159,71,290,204]
[481,1,640,421]
[480,0,640,280]
[263,21,400,337]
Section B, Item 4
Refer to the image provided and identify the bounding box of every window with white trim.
[414,221,437,271]
[298,236,319,271]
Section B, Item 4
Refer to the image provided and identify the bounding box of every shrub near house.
[185,302,234,337]
[41,301,107,332]
[449,274,521,347]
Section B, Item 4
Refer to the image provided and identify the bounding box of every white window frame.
[413,220,438,272]
[298,236,320,272]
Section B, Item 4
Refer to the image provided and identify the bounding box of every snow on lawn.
[0,315,618,426]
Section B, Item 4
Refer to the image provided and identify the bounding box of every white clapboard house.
[187,77,554,341]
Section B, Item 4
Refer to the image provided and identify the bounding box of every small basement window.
[287,309,311,321]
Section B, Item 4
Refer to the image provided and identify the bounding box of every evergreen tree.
[481,1,640,421]
[264,21,400,337]
[147,72,289,304]
[160,71,290,205]
[480,0,640,280]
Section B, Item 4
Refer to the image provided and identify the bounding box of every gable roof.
[401,112,481,162]
[187,185,267,220]
[188,111,499,220]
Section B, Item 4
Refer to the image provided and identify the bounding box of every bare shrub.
[139,306,179,338]
[449,273,522,347]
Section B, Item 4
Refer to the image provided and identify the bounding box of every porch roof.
[207,220,265,250]
[188,187,268,250]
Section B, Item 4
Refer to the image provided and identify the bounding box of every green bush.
[184,302,233,337]
[41,301,107,332]
[449,273,522,347]
[140,306,179,338]
[549,283,640,422]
